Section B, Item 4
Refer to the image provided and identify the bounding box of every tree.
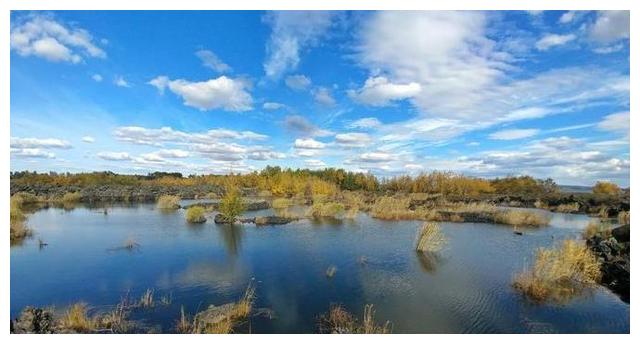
[592,181,620,196]
[219,185,246,222]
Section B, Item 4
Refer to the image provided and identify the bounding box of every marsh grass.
[415,222,446,252]
[10,195,32,244]
[137,289,154,308]
[513,239,601,303]
[190,284,256,334]
[219,186,246,222]
[307,201,345,219]
[494,210,550,227]
[618,211,630,225]
[185,206,207,223]
[59,303,96,333]
[272,198,293,209]
[370,196,414,220]
[61,192,82,203]
[156,195,181,210]
[97,301,130,333]
[176,306,193,334]
[583,221,611,239]
[318,304,391,334]
[556,202,580,213]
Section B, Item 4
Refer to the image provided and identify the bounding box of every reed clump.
[583,221,611,239]
[10,195,32,244]
[272,198,293,209]
[494,210,550,227]
[555,202,580,213]
[61,192,82,203]
[185,206,207,223]
[307,201,345,219]
[513,239,601,303]
[617,211,630,225]
[190,284,256,334]
[156,195,181,210]
[370,196,414,220]
[59,303,96,333]
[415,222,447,253]
[318,304,391,334]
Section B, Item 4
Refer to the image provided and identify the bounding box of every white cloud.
[347,117,382,129]
[113,126,267,146]
[263,11,335,78]
[149,76,253,111]
[114,76,131,88]
[248,151,286,160]
[335,132,371,148]
[357,152,394,163]
[294,138,325,149]
[11,137,71,149]
[97,151,132,161]
[535,34,576,50]
[10,15,106,63]
[348,76,421,106]
[156,149,190,158]
[313,87,336,107]
[11,148,55,159]
[263,102,285,110]
[304,159,327,169]
[285,74,311,90]
[92,74,103,82]
[593,43,624,54]
[558,11,575,24]
[598,111,629,134]
[489,128,540,140]
[81,136,95,143]
[283,115,333,137]
[589,11,629,43]
[195,49,231,73]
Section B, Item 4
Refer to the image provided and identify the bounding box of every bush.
[416,222,446,252]
[185,206,207,223]
[219,186,245,222]
[592,181,620,196]
[494,210,550,227]
[157,195,181,210]
[513,240,601,303]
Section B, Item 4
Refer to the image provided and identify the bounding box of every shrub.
[618,211,630,225]
[555,202,580,213]
[513,240,601,303]
[157,195,180,210]
[494,210,550,227]
[318,304,391,334]
[185,206,207,223]
[592,181,620,196]
[416,222,446,252]
[219,186,245,222]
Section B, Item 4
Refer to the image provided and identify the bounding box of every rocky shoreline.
[587,224,630,303]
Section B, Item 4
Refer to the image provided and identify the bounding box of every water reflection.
[416,252,444,274]
[218,224,244,257]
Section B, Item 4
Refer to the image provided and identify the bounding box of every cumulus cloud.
[196,49,231,73]
[283,115,333,137]
[114,76,131,88]
[92,74,103,82]
[263,102,285,110]
[305,159,327,169]
[11,148,55,159]
[113,126,267,146]
[489,128,540,140]
[97,151,132,161]
[597,111,629,134]
[263,11,335,78]
[148,75,253,111]
[589,11,629,43]
[335,132,371,148]
[11,137,72,149]
[313,87,336,107]
[285,74,311,90]
[558,11,576,24]
[348,76,421,106]
[294,138,325,149]
[82,136,95,143]
[535,34,576,50]
[356,152,394,163]
[10,15,106,63]
[347,117,382,129]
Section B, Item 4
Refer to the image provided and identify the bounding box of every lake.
[10,203,630,333]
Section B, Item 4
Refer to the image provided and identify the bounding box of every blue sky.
[10,10,630,186]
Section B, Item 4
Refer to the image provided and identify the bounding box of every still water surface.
[10,203,629,333]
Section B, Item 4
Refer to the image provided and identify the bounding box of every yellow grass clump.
[370,196,414,220]
[582,221,611,239]
[318,304,391,334]
[555,202,580,213]
[61,192,82,203]
[185,206,207,223]
[157,195,181,210]
[617,211,630,225]
[494,210,550,227]
[513,240,601,303]
[272,198,293,209]
[307,201,345,219]
[10,195,32,244]
[59,303,96,333]
[189,284,256,334]
[415,222,447,252]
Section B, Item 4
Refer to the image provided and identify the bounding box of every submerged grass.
[415,222,446,253]
[513,239,601,303]
[156,195,181,210]
[318,304,391,334]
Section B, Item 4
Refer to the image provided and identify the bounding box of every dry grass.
[156,195,181,210]
[618,211,630,225]
[555,202,580,213]
[582,221,611,239]
[190,284,256,334]
[137,289,154,308]
[318,304,391,334]
[415,222,447,252]
[534,200,548,209]
[185,206,207,223]
[59,303,96,333]
[61,192,82,203]
[176,306,193,334]
[513,239,601,303]
[272,198,293,209]
[10,195,32,244]
[370,196,414,220]
[494,210,550,227]
[97,301,130,333]
[307,201,345,219]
